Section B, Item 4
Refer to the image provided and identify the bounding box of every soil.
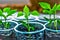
[16,23,43,32]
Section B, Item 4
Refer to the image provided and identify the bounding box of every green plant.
[39,2,60,30]
[17,5,40,32]
[0,7,16,29]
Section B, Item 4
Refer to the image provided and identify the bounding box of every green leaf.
[0,20,2,25]
[17,11,23,17]
[23,5,29,14]
[19,21,28,28]
[31,27,35,31]
[49,10,54,14]
[52,4,57,12]
[48,20,53,24]
[3,7,10,12]
[19,21,35,31]
[5,22,10,29]
[57,20,60,24]
[54,20,57,26]
[24,15,28,19]
[44,17,49,21]
[39,2,51,9]
[0,9,3,16]
[48,20,53,27]
[7,10,16,16]
[23,5,30,19]
[54,20,57,30]
[56,4,60,10]
[43,10,49,14]
[31,10,39,16]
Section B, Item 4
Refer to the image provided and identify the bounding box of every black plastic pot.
[0,20,18,36]
[45,21,60,40]
[14,22,45,40]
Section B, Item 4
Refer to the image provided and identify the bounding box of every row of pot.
[0,2,60,40]
[0,19,59,40]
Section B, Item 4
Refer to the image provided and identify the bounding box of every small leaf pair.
[39,2,60,30]
[3,7,16,17]
[0,7,16,29]
[17,5,39,17]
[39,2,60,14]
[0,7,16,17]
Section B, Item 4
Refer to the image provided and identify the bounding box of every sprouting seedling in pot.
[39,2,60,30]
[17,5,40,32]
[0,7,16,29]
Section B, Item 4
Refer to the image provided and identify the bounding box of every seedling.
[39,2,60,30]
[17,5,40,32]
[0,7,16,29]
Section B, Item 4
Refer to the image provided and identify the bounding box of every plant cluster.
[1,3,60,32]
[39,2,60,30]
[17,5,40,32]
[0,8,16,29]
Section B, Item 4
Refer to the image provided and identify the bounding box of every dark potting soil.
[16,32,44,40]
[16,23,43,32]
[0,22,17,29]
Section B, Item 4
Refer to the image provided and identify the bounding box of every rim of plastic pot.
[13,18,35,22]
[0,20,18,31]
[14,22,46,34]
[14,15,35,21]
[35,19,47,22]
[45,21,60,32]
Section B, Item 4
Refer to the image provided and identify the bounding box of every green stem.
[4,16,7,29]
[50,14,51,20]
[49,9,52,20]
[49,14,52,29]
[27,16,32,40]
[54,12,57,31]
[26,17,30,32]
[1,16,4,29]
[54,14,55,20]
